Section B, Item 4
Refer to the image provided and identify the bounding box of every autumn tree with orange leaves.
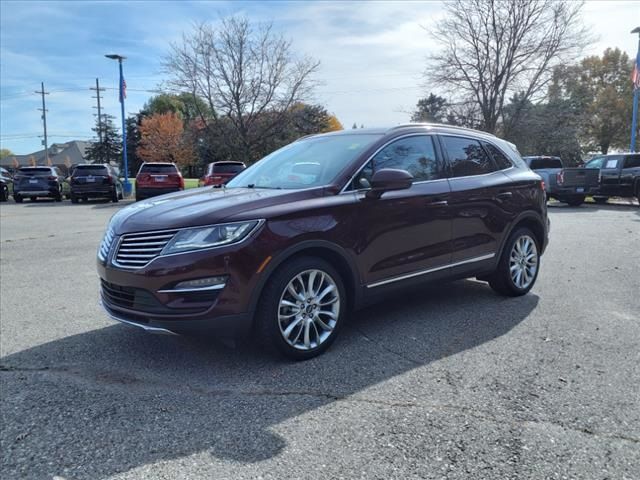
[137,112,194,167]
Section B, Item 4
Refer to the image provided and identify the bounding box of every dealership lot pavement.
[1,200,639,479]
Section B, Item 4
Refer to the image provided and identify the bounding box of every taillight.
[179,176,185,189]
[540,180,546,191]
[556,171,564,185]
[105,175,113,184]
[48,176,56,181]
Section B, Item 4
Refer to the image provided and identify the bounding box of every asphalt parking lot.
[1,199,639,479]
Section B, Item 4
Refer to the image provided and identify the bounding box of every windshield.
[227,134,381,189]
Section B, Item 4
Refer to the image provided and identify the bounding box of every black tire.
[135,195,142,202]
[256,256,346,360]
[0,185,7,202]
[634,182,640,204]
[593,196,608,204]
[488,227,540,297]
[565,195,585,207]
[82,196,88,202]
[71,194,79,204]
[111,189,119,203]
[14,194,23,203]
[30,196,37,202]
[54,191,63,202]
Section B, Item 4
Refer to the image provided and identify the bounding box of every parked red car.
[199,161,246,186]
[135,162,184,202]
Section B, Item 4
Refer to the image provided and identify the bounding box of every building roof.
[0,140,91,168]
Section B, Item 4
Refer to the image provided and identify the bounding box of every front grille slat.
[114,229,177,269]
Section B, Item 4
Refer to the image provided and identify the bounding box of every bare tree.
[164,16,320,162]
[425,0,592,134]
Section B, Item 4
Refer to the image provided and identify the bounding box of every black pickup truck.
[583,153,640,203]
[523,156,600,206]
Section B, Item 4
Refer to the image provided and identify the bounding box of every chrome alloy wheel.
[278,269,341,350]
[509,235,538,290]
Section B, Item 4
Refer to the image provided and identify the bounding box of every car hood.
[109,187,320,234]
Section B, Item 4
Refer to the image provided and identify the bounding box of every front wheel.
[256,256,346,360]
[0,185,7,202]
[488,228,540,297]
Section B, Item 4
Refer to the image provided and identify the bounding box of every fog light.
[159,275,228,293]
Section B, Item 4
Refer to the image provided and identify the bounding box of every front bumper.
[97,229,270,338]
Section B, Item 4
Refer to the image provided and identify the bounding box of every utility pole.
[35,82,49,165]
[90,78,106,163]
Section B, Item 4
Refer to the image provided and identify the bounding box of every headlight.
[162,220,261,255]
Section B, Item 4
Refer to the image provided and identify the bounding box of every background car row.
[1,156,637,205]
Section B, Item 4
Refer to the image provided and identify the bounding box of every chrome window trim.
[111,219,266,270]
[366,253,496,288]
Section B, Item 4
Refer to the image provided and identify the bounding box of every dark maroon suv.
[98,124,549,359]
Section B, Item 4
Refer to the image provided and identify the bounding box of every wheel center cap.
[305,305,314,314]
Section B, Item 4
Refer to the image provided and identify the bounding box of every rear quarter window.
[483,142,513,170]
[623,155,640,168]
[139,164,178,174]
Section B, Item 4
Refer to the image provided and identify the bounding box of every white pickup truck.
[523,156,600,206]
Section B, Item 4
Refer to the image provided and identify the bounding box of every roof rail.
[390,122,497,137]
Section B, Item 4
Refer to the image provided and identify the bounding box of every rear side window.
[584,157,605,169]
[139,164,178,174]
[211,163,244,174]
[528,158,563,169]
[441,136,497,177]
[74,165,109,176]
[483,143,513,170]
[18,168,51,176]
[623,155,640,168]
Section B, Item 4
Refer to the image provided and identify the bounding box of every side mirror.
[365,168,413,199]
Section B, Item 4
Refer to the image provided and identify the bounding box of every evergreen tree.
[85,114,122,167]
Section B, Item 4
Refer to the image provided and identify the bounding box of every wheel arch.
[497,212,547,263]
[248,240,362,318]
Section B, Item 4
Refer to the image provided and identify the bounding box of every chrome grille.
[114,229,177,269]
[98,228,115,262]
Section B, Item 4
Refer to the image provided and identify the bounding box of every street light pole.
[105,54,130,196]
[630,27,640,153]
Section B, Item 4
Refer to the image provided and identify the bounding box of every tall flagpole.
[631,27,640,153]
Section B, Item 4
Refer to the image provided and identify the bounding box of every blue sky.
[1,0,638,154]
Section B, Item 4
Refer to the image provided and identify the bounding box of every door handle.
[426,199,448,206]
[495,192,513,200]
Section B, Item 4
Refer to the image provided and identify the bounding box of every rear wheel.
[71,194,79,204]
[111,188,119,203]
[30,196,37,202]
[565,195,585,207]
[593,196,608,204]
[54,191,63,202]
[256,256,345,360]
[488,227,540,297]
[14,194,23,203]
[0,185,7,202]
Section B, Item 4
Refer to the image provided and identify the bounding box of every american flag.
[633,50,640,90]
[120,77,127,103]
